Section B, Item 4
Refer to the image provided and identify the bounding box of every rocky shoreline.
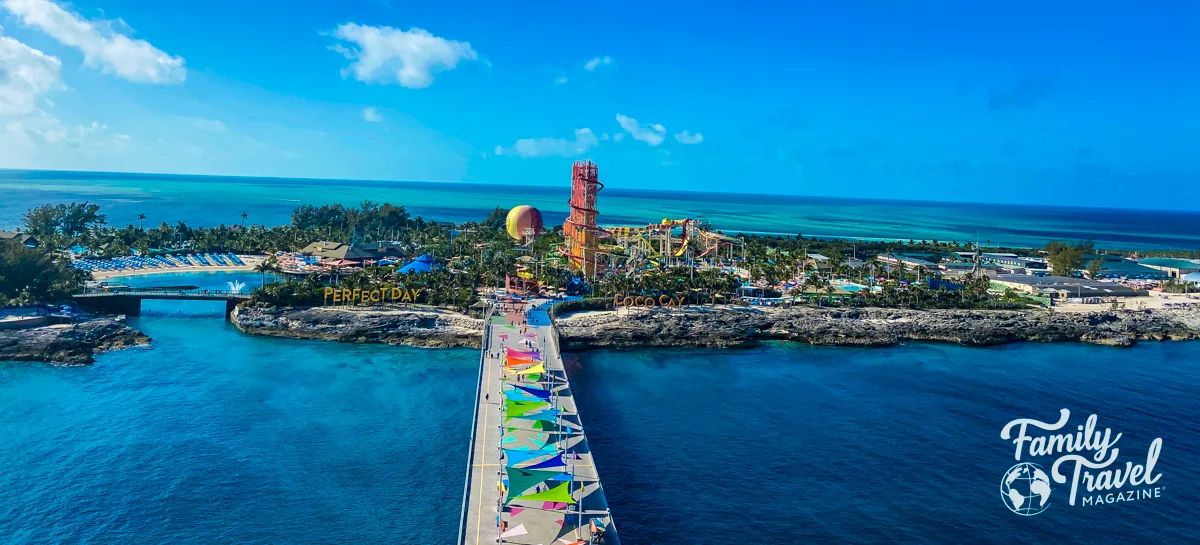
[0,318,151,366]
[555,306,1200,349]
[227,304,1200,351]
[231,305,485,348]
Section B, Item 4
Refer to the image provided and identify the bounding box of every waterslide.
[673,232,690,257]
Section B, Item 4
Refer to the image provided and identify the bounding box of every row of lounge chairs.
[72,253,246,272]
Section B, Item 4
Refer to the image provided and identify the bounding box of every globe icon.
[1000,462,1052,516]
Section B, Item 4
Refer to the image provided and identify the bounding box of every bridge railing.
[74,288,250,298]
[457,305,496,545]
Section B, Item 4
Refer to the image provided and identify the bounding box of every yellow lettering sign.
[613,293,689,309]
[320,286,424,306]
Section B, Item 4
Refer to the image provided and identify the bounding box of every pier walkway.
[458,299,617,545]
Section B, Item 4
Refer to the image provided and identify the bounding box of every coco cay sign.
[323,287,423,305]
[613,294,688,308]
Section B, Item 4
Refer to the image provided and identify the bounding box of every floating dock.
[457,300,617,544]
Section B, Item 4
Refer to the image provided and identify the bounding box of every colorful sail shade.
[522,453,566,470]
[510,384,552,400]
[505,468,568,502]
[504,448,559,466]
[503,363,546,376]
[512,481,576,505]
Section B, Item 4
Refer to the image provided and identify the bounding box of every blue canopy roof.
[398,254,435,274]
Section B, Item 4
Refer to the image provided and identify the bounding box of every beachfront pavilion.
[299,241,405,264]
[1136,257,1200,279]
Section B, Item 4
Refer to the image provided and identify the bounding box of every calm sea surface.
[3,169,1199,249]
[2,272,1199,542]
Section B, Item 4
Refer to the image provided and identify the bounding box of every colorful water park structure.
[560,160,744,278]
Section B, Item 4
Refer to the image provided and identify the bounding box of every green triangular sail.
[505,399,550,418]
[512,481,576,505]
[504,468,568,502]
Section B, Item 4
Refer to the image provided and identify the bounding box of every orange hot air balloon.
[506,205,544,240]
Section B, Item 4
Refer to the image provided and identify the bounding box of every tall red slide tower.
[563,160,605,277]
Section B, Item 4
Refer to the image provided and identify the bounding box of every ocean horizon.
[4,168,1200,250]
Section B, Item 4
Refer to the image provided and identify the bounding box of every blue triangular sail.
[513,384,552,400]
[522,453,566,470]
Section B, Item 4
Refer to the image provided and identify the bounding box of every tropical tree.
[254,257,283,286]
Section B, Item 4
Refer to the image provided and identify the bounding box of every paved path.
[459,299,617,545]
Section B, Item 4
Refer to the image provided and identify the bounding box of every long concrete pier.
[458,300,617,545]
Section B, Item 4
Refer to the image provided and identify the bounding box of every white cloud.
[191,117,226,132]
[495,128,598,158]
[584,55,612,71]
[1,0,186,84]
[330,23,477,88]
[554,76,568,85]
[0,30,63,116]
[615,113,666,146]
[613,133,624,142]
[0,27,109,166]
[362,106,382,122]
[674,130,703,144]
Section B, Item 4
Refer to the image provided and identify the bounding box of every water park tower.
[563,160,605,277]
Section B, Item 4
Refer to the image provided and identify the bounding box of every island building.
[0,230,39,248]
[298,241,405,266]
[876,253,938,268]
[1134,257,1200,279]
[990,274,1146,301]
[979,253,1049,274]
[1081,254,1169,280]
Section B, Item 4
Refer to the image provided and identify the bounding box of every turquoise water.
[4,169,1200,249]
[0,317,477,543]
[3,271,1200,541]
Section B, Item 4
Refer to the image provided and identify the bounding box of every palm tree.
[254,257,282,287]
[241,212,248,227]
[137,213,146,231]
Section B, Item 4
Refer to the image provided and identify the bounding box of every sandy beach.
[90,255,267,281]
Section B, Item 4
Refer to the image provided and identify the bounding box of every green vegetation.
[594,267,742,304]
[1159,279,1198,294]
[0,240,88,306]
[1045,240,1094,277]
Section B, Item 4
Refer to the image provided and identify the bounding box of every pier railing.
[74,288,251,298]
[456,307,495,545]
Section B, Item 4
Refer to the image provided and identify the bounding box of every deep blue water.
[4,169,1200,249]
[572,343,1200,543]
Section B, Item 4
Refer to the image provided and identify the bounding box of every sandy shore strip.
[90,255,267,280]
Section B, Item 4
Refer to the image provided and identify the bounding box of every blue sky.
[1,0,1198,208]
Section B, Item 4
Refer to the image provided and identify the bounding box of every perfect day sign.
[323,287,423,305]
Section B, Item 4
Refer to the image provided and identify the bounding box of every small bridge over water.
[72,289,251,318]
